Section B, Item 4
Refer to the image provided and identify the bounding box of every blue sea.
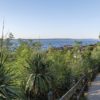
[12,39,100,49]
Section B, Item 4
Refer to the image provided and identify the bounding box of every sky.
[0,0,100,39]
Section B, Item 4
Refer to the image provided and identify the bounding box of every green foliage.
[91,45,100,71]
[32,41,42,51]
[0,35,18,99]
[73,40,82,47]
[22,53,53,100]
[0,35,100,99]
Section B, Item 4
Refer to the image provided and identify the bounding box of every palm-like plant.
[24,53,53,100]
[0,25,18,99]
[0,63,17,100]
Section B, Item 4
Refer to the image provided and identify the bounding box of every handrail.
[60,76,85,100]
[59,67,98,100]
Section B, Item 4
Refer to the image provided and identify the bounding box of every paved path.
[87,74,100,100]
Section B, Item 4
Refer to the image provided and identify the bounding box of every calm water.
[12,39,100,49]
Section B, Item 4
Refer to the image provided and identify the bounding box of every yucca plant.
[0,63,17,100]
[0,24,18,99]
[24,53,53,100]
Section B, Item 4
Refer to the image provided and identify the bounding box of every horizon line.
[13,38,99,40]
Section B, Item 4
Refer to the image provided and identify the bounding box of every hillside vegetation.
[0,34,100,100]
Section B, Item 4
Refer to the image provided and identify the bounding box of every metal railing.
[59,67,98,100]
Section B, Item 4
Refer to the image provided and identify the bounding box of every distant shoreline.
[13,38,99,40]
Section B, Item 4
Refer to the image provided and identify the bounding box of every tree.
[73,40,82,47]
[99,32,100,39]
[5,32,15,51]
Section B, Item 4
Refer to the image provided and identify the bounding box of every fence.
[59,68,98,100]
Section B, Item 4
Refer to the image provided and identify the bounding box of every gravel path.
[87,74,100,100]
